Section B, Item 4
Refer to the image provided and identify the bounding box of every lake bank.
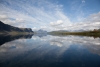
[49,30,100,38]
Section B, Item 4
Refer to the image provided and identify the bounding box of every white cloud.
[50,20,63,26]
[32,27,37,31]
[15,18,25,23]
[0,0,99,31]
[0,15,8,19]
[85,12,100,22]
[0,0,71,31]
[57,12,100,31]
[40,26,47,29]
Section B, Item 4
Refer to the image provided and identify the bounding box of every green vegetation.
[49,29,100,38]
[0,31,33,36]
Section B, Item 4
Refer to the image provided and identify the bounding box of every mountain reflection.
[0,34,34,46]
[0,35,100,67]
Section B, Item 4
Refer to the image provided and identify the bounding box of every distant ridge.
[0,21,34,34]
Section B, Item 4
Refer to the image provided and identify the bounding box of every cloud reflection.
[0,35,100,62]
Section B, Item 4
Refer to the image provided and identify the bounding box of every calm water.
[0,34,100,67]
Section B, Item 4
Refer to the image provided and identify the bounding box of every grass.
[49,30,100,38]
[0,31,34,36]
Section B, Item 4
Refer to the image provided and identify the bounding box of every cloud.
[85,12,100,22]
[0,0,99,31]
[50,20,63,26]
[0,15,8,19]
[76,12,100,30]
[32,27,37,31]
[40,26,47,29]
[0,0,71,31]
[15,18,25,23]
[70,0,86,22]
[82,0,85,3]
[57,12,100,31]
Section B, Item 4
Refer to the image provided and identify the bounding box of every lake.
[0,34,100,67]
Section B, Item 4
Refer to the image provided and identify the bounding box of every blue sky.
[0,0,100,31]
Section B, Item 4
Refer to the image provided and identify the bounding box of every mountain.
[49,30,69,35]
[34,29,47,37]
[35,29,47,34]
[0,21,34,34]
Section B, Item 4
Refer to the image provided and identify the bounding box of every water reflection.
[0,34,100,67]
[0,34,33,46]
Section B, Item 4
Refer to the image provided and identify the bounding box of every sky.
[0,0,100,31]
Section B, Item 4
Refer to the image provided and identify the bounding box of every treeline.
[49,29,100,38]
